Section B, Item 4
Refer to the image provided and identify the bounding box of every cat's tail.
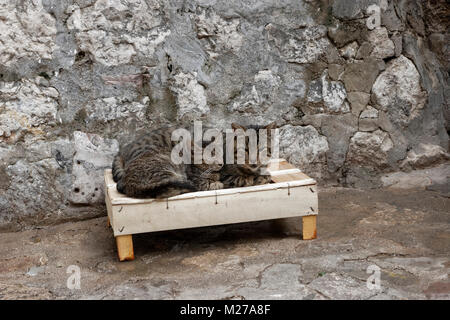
[112,154,125,183]
[117,152,197,198]
[122,172,197,199]
[146,178,197,199]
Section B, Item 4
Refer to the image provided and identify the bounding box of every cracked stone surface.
[0,187,448,300]
[0,0,57,67]
[0,0,448,229]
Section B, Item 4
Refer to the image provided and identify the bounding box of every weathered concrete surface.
[0,187,448,300]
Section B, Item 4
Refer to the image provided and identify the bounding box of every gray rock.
[170,72,209,119]
[400,144,450,171]
[382,163,450,190]
[428,33,448,69]
[280,27,330,64]
[66,0,168,66]
[0,0,57,67]
[381,1,404,32]
[402,32,448,148]
[391,33,403,57]
[367,27,395,59]
[346,130,394,169]
[194,8,243,59]
[69,131,118,204]
[279,125,329,175]
[356,42,373,59]
[359,106,379,131]
[347,92,370,117]
[332,0,365,19]
[306,77,323,103]
[322,75,349,114]
[360,106,379,119]
[339,41,359,60]
[328,64,344,81]
[4,158,67,225]
[306,71,349,114]
[342,59,380,93]
[328,21,365,48]
[372,55,427,126]
[332,0,384,20]
[228,70,281,114]
[85,96,149,123]
[321,114,358,173]
[0,78,59,141]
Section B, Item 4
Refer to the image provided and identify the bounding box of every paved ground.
[0,187,449,300]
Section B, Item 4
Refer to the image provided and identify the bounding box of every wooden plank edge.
[108,178,317,205]
[112,210,318,237]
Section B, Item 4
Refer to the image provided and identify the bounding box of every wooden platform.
[104,159,318,261]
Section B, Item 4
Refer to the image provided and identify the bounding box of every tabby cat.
[112,126,195,198]
[112,122,277,198]
[220,122,276,188]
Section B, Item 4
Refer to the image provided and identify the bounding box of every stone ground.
[0,187,449,300]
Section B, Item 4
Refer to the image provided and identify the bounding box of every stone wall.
[0,0,448,230]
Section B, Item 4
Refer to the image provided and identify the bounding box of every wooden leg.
[116,235,135,261]
[107,217,110,228]
[302,215,317,240]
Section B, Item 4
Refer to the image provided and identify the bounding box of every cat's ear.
[231,123,246,131]
[264,122,277,130]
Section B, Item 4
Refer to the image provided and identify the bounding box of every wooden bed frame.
[104,159,318,261]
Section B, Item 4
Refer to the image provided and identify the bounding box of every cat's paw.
[209,181,224,190]
[255,175,271,185]
[116,179,126,194]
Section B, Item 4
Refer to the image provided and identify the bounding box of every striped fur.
[112,126,222,198]
[112,123,276,198]
[220,122,276,188]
